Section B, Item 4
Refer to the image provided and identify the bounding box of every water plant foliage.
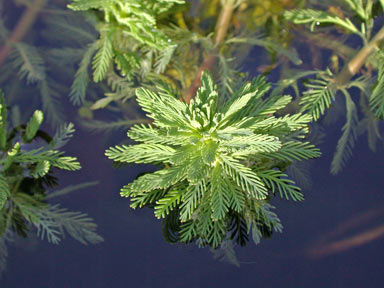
[283,0,384,173]
[0,92,102,276]
[1,0,384,266]
[66,0,303,126]
[67,0,185,104]
[105,72,320,248]
[0,0,101,127]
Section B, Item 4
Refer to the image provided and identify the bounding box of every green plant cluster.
[0,0,102,126]
[1,0,384,266]
[105,72,320,248]
[280,0,384,174]
[67,0,185,105]
[0,91,102,276]
[67,0,303,117]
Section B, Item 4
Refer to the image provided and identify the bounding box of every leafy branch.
[0,93,102,275]
[284,9,360,35]
[283,2,384,174]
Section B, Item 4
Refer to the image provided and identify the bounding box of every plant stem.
[335,26,384,86]
[183,0,235,103]
[11,179,22,196]
[0,0,47,67]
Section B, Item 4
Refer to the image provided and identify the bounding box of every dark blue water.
[1,1,384,287]
[2,136,384,287]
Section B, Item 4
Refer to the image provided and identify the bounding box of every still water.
[1,0,384,287]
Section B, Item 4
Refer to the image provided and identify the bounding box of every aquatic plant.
[0,0,101,126]
[68,0,185,83]
[105,72,320,248]
[3,0,384,266]
[71,0,384,257]
[283,0,384,173]
[0,91,103,276]
[67,0,302,132]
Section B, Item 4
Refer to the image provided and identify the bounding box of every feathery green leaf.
[10,42,46,84]
[331,90,358,174]
[105,144,176,164]
[154,187,183,219]
[0,175,9,210]
[180,180,205,222]
[257,170,304,201]
[50,123,75,150]
[300,73,336,121]
[68,0,113,11]
[265,141,321,162]
[210,165,230,220]
[220,154,267,200]
[70,42,98,105]
[284,9,360,34]
[92,35,113,82]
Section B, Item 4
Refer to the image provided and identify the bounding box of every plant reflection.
[308,207,384,258]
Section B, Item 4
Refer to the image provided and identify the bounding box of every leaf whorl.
[106,71,320,248]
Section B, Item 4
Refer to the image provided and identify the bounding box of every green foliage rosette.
[105,72,321,248]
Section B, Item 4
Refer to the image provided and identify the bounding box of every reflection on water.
[308,207,384,258]
[0,0,384,287]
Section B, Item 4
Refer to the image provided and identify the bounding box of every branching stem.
[183,0,235,103]
[335,26,384,86]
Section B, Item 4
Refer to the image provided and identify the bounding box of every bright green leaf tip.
[25,110,44,142]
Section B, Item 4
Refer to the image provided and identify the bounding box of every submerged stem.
[0,0,47,67]
[183,0,235,103]
[335,26,384,86]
